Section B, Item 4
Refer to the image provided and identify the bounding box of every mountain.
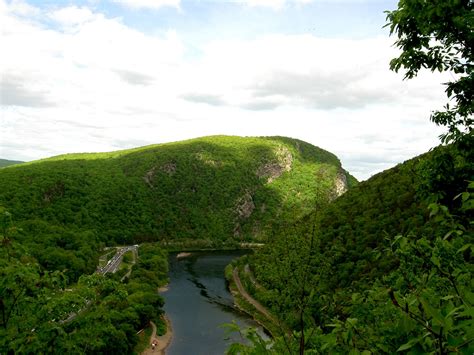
[0,135,356,247]
[0,159,23,168]
[251,140,473,304]
[0,135,358,354]
[243,138,473,352]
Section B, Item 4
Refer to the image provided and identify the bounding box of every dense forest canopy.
[233,136,473,354]
[0,136,354,247]
[0,159,23,168]
[1,1,473,353]
[0,135,355,353]
[228,0,474,353]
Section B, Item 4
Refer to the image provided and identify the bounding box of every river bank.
[161,251,261,354]
[225,260,286,338]
[141,317,173,355]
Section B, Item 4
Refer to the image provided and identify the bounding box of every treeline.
[238,139,473,353]
[0,136,354,246]
[0,135,355,354]
[0,233,168,354]
[15,220,101,282]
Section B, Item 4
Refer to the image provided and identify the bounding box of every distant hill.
[0,135,356,246]
[0,159,23,168]
[249,138,473,332]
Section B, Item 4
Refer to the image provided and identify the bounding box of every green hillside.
[240,139,473,353]
[0,159,23,168]
[0,135,356,353]
[0,135,354,248]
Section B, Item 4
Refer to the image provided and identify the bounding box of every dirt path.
[232,267,276,323]
[244,264,263,290]
[141,317,172,355]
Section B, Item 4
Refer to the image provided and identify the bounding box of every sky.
[0,0,451,180]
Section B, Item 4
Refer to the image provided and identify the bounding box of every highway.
[98,245,138,275]
[61,245,138,323]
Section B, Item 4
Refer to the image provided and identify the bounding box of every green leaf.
[430,255,441,268]
[428,203,439,217]
[441,295,454,301]
[457,243,472,253]
[397,337,419,351]
[420,295,445,326]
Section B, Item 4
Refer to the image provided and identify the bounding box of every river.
[162,251,261,355]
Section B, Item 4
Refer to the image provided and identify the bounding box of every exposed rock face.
[235,191,255,219]
[256,146,293,183]
[194,152,219,167]
[143,167,157,188]
[332,170,348,200]
[43,181,65,203]
[161,162,176,175]
[234,191,255,237]
[143,162,177,187]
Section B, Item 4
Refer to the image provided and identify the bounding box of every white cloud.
[239,0,386,9]
[240,0,320,10]
[239,0,364,10]
[113,0,180,10]
[0,0,39,17]
[0,1,449,180]
[49,6,97,27]
[242,0,287,10]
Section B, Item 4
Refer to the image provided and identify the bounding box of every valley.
[0,135,472,354]
[2,0,472,353]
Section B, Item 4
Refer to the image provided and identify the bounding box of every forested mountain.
[0,135,355,247]
[0,159,23,168]
[238,137,473,353]
[3,133,471,354]
[0,135,356,354]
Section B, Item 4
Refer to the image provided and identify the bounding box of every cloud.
[1,0,39,17]
[240,0,384,7]
[192,35,446,112]
[240,100,281,111]
[242,0,287,10]
[0,1,450,180]
[1,74,54,107]
[240,0,314,10]
[49,6,97,27]
[181,93,226,106]
[113,69,155,86]
[249,70,395,109]
[113,0,180,10]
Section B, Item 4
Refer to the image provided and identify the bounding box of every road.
[61,245,138,323]
[232,267,276,323]
[98,245,138,275]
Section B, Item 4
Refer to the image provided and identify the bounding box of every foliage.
[233,140,473,353]
[58,244,168,354]
[0,159,23,168]
[385,0,473,143]
[0,210,168,355]
[0,135,353,353]
[0,136,352,246]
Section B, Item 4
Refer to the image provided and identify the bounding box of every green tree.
[386,0,473,143]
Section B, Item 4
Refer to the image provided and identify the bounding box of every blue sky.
[0,0,448,179]
[25,0,395,39]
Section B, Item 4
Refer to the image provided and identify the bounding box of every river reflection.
[162,251,261,355]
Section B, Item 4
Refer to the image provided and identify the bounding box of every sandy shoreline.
[142,316,173,355]
[176,252,192,259]
[158,285,169,293]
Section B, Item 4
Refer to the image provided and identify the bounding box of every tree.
[385,0,473,143]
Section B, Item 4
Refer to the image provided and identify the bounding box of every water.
[162,251,261,355]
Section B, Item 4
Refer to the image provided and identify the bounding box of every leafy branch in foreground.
[226,182,473,354]
[385,0,473,143]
